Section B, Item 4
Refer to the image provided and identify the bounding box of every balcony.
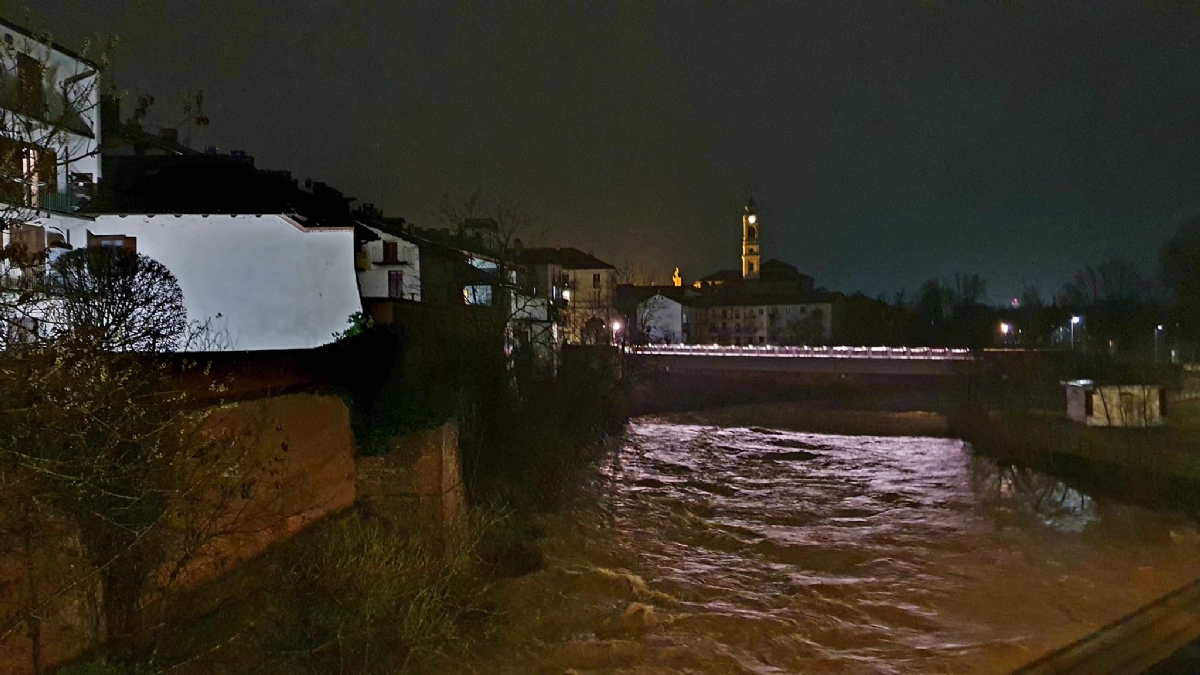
[38,191,83,213]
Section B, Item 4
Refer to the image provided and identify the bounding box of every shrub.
[261,512,494,674]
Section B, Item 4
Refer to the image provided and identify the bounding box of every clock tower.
[742,198,760,279]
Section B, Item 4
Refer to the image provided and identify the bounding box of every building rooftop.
[516,247,615,270]
[687,288,844,308]
[696,259,814,285]
[0,16,102,69]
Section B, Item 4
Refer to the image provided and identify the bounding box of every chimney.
[159,128,179,143]
[100,94,120,141]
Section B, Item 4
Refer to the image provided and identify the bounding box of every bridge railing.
[626,344,976,360]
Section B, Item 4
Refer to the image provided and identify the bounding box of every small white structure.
[356,225,420,301]
[512,295,558,372]
[39,213,362,351]
[638,292,685,344]
[1065,380,1165,427]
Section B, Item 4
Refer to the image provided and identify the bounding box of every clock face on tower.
[748,215,757,224]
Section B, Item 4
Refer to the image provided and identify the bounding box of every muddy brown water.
[445,420,1200,674]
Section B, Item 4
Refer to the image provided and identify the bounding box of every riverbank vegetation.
[60,509,506,675]
[951,350,1200,512]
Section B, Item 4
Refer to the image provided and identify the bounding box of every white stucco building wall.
[356,226,421,301]
[638,294,684,344]
[47,213,361,351]
[0,20,102,203]
[1065,381,1164,427]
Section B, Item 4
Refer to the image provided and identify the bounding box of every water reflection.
[968,457,1097,532]
[446,422,1200,675]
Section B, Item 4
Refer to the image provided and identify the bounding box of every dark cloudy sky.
[22,1,1200,301]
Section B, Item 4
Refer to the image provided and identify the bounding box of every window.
[759,308,764,315]
[88,233,137,253]
[382,241,399,264]
[388,270,404,298]
[735,309,741,319]
[747,225,756,240]
[592,273,601,289]
[464,285,492,306]
[747,261,755,274]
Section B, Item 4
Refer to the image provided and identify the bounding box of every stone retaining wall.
[356,422,466,553]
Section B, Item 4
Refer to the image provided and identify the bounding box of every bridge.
[624,344,977,416]
[629,344,975,360]
[627,344,975,379]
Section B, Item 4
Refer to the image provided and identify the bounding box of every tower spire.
[741,199,760,279]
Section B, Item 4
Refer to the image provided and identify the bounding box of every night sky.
[24,1,1200,301]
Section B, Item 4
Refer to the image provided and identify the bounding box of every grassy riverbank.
[954,398,1200,512]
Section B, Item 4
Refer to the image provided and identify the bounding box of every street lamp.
[1155,324,1164,362]
[999,322,1011,336]
[1070,315,1082,350]
[611,321,622,345]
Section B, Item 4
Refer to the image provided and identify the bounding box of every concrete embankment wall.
[0,393,465,675]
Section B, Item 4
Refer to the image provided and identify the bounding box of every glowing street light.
[1156,324,1165,362]
[611,321,622,345]
[999,322,1012,335]
[1070,315,1082,349]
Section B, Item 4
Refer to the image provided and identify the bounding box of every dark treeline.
[839,216,1200,359]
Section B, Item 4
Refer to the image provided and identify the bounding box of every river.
[449,420,1200,674]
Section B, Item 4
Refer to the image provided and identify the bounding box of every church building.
[684,199,844,346]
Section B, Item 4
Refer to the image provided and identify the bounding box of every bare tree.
[0,249,291,668]
[1060,257,1153,308]
[39,246,188,351]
